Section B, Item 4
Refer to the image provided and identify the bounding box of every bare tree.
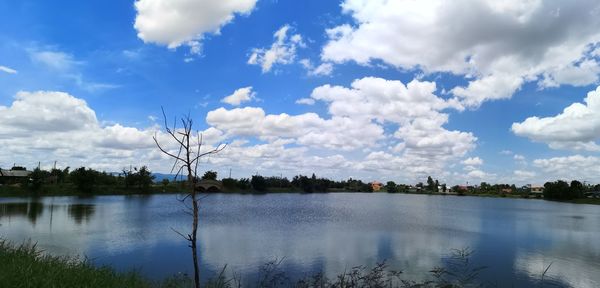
[154,108,226,288]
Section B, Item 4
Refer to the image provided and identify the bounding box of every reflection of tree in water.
[0,202,44,225]
[67,204,95,224]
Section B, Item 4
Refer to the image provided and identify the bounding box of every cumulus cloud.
[206,77,476,180]
[462,157,483,166]
[0,65,17,74]
[206,106,383,150]
[513,170,536,181]
[299,59,333,76]
[248,25,305,73]
[134,0,257,54]
[221,86,256,106]
[533,155,600,181]
[322,0,600,107]
[0,91,98,133]
[466,169,494,180]
[512,86,600,151]
[0,91,164,171]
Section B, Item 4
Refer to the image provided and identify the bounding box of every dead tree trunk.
[154,108,226,288]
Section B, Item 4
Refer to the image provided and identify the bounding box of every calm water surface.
[1,193,599,287]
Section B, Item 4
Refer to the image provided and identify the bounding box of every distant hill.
[152,173,184,182]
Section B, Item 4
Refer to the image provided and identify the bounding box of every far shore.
[1,185,599,205]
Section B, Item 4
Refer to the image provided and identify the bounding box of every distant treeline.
[542,180,590,200]
[2,166,599,201]
[220,173,374,193]
[1,166,157,194]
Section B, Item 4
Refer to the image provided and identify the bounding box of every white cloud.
[0,91,165,171]
[206,77,476,180]
[513,170,536,181]
[322,0,600,107]
[0,91,98,133]
[466,169,494,180]
[514,154,526,161]
[206,106,383,151]
[512,86,600,151]
[539,59,600,88]
[299,59,333,76]
[533,155,600,181]
[134,0,257,54]
[295,98,315,105]
[248,25,305,73]
[29,50,78,71]
[221,86,256,106]
[0,65,17,74]
[462,157,483,166]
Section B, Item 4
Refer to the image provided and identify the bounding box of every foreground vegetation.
[0,240,562,287]
[0,240,150,288]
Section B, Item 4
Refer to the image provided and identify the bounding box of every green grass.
[0,240,151,288]
[0,241,565,288]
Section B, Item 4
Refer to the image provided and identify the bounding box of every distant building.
[0,168,32,185]
[370,181,383,192]
[501,188,513,194]
[528,184,544,196]
[584,191,600,199]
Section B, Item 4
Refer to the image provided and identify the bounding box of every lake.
[0,193,599,287]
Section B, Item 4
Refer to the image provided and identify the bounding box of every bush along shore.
[0,240,564,288]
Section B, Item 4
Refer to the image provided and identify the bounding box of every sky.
[1,0,600,185]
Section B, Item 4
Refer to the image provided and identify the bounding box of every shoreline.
[1,186,598,205]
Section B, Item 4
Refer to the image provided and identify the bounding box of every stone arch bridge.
[195,179,223,192]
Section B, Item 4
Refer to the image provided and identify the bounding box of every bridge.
[195,179,223,192]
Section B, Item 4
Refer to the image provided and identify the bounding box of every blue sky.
[1,0,600,185]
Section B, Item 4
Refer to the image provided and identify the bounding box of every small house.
[0,168,32,185]
[529,185,544,197]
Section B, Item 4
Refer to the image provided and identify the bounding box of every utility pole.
[229,168,232,179]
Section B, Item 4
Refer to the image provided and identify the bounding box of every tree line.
[7,166,156,194]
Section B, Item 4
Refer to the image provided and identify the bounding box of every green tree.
[251,175,267,192]
[29,167,48,192]
[202,170,217,180]
[136,166,155,191]
[426,176,434,191]
[386,181,398,193]
[544,180,570,199]
[221,178,237,190]
[70,167,97,193]
[570,180,584,199]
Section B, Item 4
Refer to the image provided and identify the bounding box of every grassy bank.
[0,240,565,288]
[0,240,151,288]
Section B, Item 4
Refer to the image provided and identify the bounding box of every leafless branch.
[154,107,226,288]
